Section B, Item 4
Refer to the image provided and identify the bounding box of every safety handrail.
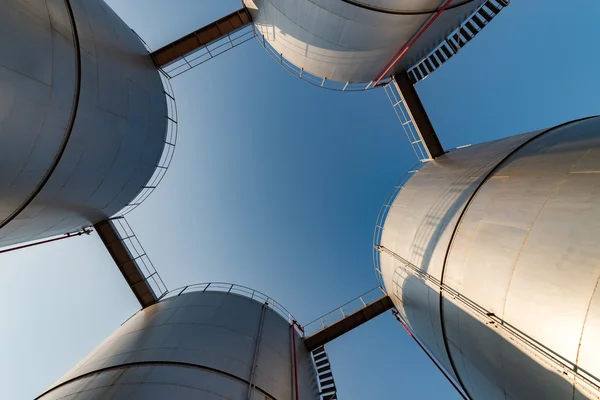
[302,286,387,337]
[119,37,178,215]
[372,162,425,288]
[159,282,296,325]
[109,216,168,300]
[253,26,375,92]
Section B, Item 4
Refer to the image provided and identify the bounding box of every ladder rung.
[459,27,473,41]
[316,359,329,367]
[413,66,424,81]
[409,70,418,84]
[319,371,333,380]
[434,49,446,63]
[485,1,500,14]
[465,20,479,36]
[478,7,493,22]
[441,44,453,59]
[423,58,434,72]
[472,14,487,29]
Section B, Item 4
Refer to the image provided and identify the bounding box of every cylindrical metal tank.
[36,284,320,400]
[244,0,487,83]
[0,0,167,247]
[377,116,600,400]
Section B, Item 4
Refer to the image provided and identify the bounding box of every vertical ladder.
[312,346,337,400]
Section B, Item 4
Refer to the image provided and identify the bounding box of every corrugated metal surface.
[0,0,166,247]
[379,117,600,399]
[37,290,320,400]
[245,0,486,83]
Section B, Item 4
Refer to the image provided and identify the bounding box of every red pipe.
[0,229,93,255]
[392,310,469,400]
[374,0,454,87]
[291,321,300,400]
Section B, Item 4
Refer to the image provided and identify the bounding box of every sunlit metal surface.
[37,288,320,400]
[244,0,487,84]
[0,0,167,247]
[378,117,600,399]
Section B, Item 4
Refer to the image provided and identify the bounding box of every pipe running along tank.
[376,116,600,400]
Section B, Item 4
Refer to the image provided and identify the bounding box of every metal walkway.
[303,287,393,351]
[151,8,253,78]
[408,0,510,84]
[94,217,167,308]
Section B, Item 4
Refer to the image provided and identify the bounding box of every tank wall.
[245,0,486,83]
[380,117,600,399]
[37,291,319,400]
[379,130,540,380]
[0,0,167,247]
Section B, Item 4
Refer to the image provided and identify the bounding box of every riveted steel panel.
[39,291,319,400]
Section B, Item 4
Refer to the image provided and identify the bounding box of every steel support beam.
[304,295,394,351]
[94,220,157,308]
[151,8,252,68]
[393,72,444,159]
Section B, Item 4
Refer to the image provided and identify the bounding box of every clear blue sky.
[1,1,599,399]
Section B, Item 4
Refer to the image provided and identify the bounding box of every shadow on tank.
[396,274,598,400]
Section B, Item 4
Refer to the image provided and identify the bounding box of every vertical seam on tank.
[500,145,591,326]
[0,0,82,231]
[574,273,600,398]
[437,116,598,400]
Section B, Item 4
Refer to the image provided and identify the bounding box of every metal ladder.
[384,82,431,161]
[408,0,510,83]
[312,346,337,400]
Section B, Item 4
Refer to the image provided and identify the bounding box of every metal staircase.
[312,346,338,400]
[408,0,510,83]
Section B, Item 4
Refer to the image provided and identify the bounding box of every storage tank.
[244,0,490,84]
[375,116,600,399]
[0,0,168,247]
[35,284,320,400]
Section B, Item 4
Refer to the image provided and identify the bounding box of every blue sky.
[1,1,599,399]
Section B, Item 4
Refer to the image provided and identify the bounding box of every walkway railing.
[160,23,255,78]
[108,216,168,301]
[120,69,177,215]
[384,81,432,162]
[159,282,296,325]
[253,26,374,92]
[372,162,425,288]
[302,287,387,337]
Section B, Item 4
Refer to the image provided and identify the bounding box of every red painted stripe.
[374,0,454,86]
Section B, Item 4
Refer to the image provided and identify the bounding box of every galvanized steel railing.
[384,81,432,162]
[253,26,375,92]
[160,23,255,78]
[120,69,177,215]
[372,162,425,288]
[302,287,387,337]
[109,216,168,299]
[159,282,297,325]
